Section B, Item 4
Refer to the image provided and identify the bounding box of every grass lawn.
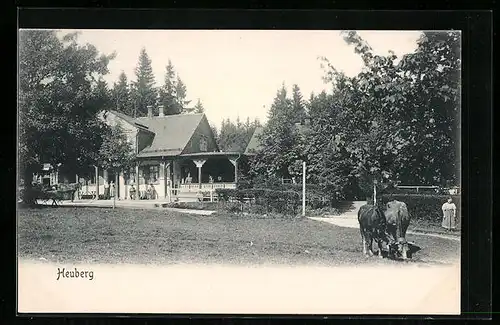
[408,217,461,235]
[17,207,460,266]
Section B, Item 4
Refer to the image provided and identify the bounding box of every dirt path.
[34,199,216,215]
[308,201,460,242]
[18,259,460,315]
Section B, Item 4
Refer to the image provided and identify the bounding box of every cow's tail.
[358,209,364,243]
[396,205,403,240]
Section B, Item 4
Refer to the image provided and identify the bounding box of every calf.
[357,204,390,257]
[384,200,411,260]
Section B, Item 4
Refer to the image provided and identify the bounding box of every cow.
[357,204,390,258]
[384,200,411,260]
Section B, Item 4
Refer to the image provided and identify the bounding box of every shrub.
[215,189,237,202]
[237,179,253,189]
[215,187,301,215]
[380,186,448,196]
[379,193,461,224]
[215,182,343,215]
[163,201,218,211]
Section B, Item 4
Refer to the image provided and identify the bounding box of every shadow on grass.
[17,204,136,211]
[17,207,460,266]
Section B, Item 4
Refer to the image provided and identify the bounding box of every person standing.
[110,181,115,198]
[104,180,110,200]
[441,197,457,231]
[147,183,156,200]
[129,184,136,200]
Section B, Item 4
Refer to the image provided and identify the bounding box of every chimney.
[158,105,164,117]
[147,105,153,118]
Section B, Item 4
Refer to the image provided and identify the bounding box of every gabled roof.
[136,113,205,158]
[106,110,206,157]
[107,110,136,126]
[107,110,154,134]
[244,126,264,155]
[226,135,251,153]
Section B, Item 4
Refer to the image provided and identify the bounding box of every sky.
[61,29,422,128]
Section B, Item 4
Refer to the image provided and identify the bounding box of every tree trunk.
[21,165,37,206]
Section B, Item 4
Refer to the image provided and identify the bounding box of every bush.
[237,179,253,189]
[380,186,449,196]
[379,193,461,224]
[215,189,237,202]
[215,181,342,215]
[215,187,301,215]
[215,210,302,220]
[304,206,341,217]
[163,201,218,211]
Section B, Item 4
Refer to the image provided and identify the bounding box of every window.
[200,137,208,152]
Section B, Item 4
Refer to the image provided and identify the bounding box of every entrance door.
[108,171,116,198]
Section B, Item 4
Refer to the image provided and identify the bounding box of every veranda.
[79,152,241,201]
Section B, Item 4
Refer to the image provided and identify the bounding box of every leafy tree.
[131,48,157,117]
[111,71,134,116]
[247,31,460,198]
[98,121,136,183]
[317,30,460,196]
[395,31,461,185]
[318,32,409,194]
[18,30,115,195]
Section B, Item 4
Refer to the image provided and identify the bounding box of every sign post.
[302,161,306,216]
[373,179,378,205]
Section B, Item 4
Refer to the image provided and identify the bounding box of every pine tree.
[251,84,303,179]
[96,79,113,111]
[132,48,157,117]
[215,117,255,153]
[159,60,178,115]
[291,84,307,123]
[175,77,192,113]
[210,123,219,148]
[194,99,205,113]
[111,71,133,116]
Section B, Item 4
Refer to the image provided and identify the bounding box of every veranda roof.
[244,126,264,155]
[179,151,242,159]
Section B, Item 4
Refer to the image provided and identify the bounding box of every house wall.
[101,111,154,153]
[99,111,140,151]
[99,111,156,199]
[182,116,219,155]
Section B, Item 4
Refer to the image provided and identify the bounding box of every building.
[61,105,263,201]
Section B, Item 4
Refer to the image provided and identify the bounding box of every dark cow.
[357,204,390,258]
[384,200,411,260]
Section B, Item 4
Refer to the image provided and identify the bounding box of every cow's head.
[388,238,410,260]
[394,238,410,260]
